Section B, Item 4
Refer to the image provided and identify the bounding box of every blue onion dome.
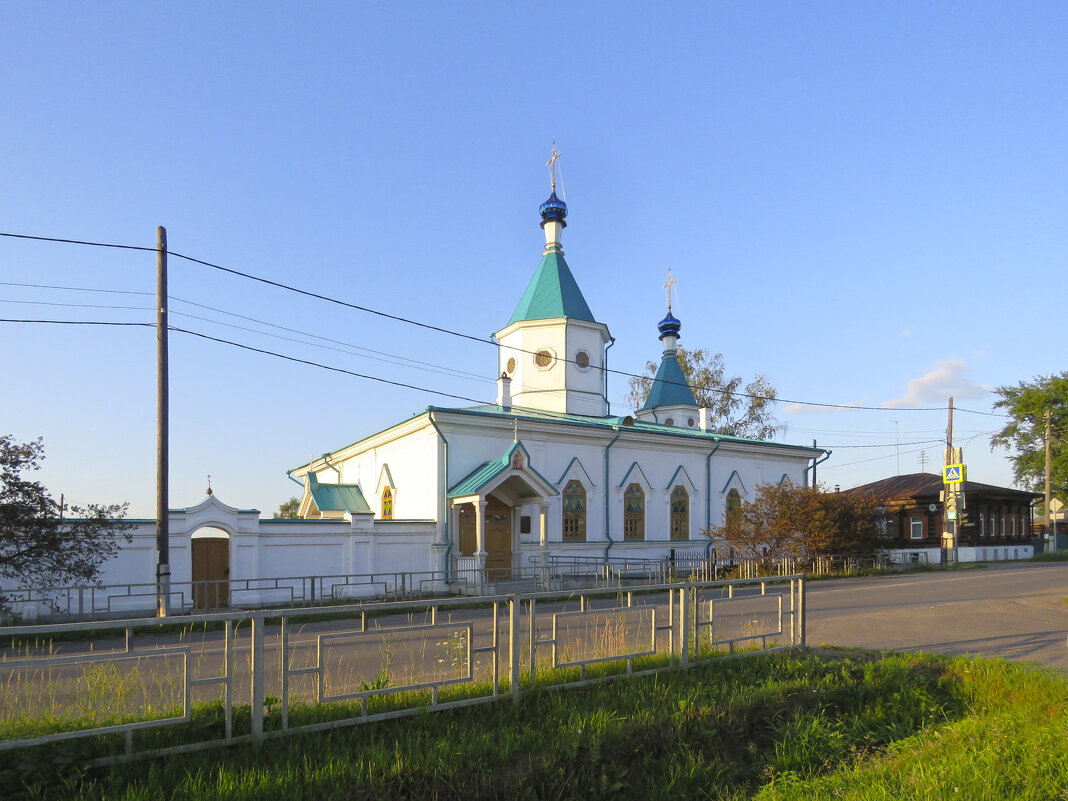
[539,191,568,223]
[657,310,681,340]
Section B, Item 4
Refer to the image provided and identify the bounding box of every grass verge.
[7,647,1067,800]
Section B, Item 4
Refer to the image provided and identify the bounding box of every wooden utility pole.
[947,397,954,450]
[156,226,170,617]
[1045,408,1053,551]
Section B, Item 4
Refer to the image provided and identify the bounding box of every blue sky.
[2,3,1064,517]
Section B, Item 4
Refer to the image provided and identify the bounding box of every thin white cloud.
[882,359,990,408]
[901,328,912,338]
[782,398,869,415]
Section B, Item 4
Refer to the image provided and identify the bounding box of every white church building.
[286,180,821,584]
[4,172,824,618]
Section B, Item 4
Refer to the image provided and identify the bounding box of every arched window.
[670,485,689,540]
[624,483,645,541]
[562,480,586,542]
[381,487,393,520]
[725,488,742,529]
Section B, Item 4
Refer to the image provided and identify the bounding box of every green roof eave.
[425,405,824,455]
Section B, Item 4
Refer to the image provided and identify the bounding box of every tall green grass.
[10,648,1065,800]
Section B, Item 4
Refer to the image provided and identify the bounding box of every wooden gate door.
[484,496,512,578]
[192,538,230,610]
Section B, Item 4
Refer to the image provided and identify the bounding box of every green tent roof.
[506,250,596,326]
[641,352,698,410]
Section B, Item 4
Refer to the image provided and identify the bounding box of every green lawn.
[7,648,1067,800]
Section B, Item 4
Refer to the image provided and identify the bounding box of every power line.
[0,318,154,327]
[821,439,944,449]
[168,326,491,404]
[0,316,493,405]
[0,229,1012,417]
[1,284,492,384]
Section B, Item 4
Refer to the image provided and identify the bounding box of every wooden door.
[458,504,476,556]
[192,538,230,609]
[484,496,512,578]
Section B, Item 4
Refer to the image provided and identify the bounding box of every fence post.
[798,576,807,649]
[251,611,265,739]
[680,584,690,669]
[508,596,521,696]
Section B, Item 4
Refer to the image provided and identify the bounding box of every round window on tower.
[687,417,695,428]
[575,351,590,369]
[506,357,517,374]
[534,349,553,368]
[665,418,675,426]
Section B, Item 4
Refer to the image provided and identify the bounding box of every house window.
[381,487,393,520]
[562,480,586,542]
[1012,515,1017,536]
[980,513,985,537]
[910,516,923,540]
[1001,515,1006,537]
[670,485,689,540]
[725,488,742,529]
[624,483,645,541]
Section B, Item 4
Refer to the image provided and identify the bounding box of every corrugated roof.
[506,251,596,325]
[641,351,697,410]
[844,473,1041,501]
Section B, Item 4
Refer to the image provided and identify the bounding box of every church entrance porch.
[456,495,513,581]
[484,496,512,579]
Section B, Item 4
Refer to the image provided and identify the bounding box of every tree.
[626,346,782,440]
[0,435,131,588]
[274,497,301,519]
[990,372,1068,501]
[706,482,881,558]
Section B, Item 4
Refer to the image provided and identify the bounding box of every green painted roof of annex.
[505,250,597,326]
[308,473,371,513]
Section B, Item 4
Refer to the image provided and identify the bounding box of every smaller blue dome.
[539,191,568,223]
[657,311,681,340]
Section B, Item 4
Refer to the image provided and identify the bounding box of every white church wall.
[499,321,570,414]
[310,423,440,522]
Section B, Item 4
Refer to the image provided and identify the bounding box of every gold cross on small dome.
[663,268,678,312]
[546,139,562,191]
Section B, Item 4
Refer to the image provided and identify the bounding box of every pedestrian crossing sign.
[943,464,965,484]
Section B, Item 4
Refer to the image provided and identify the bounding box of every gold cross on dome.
[546,139,562,191]
[663,268,678,312]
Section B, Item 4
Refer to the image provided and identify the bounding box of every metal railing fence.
[1,550,914,624]
[0,575,805,763]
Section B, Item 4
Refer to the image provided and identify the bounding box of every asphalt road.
[805,561,1068,674]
